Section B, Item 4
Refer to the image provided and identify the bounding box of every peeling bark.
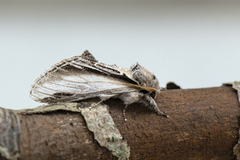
[0,86,239,160]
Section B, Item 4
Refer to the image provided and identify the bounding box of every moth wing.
[30,64,140,103]
[68,50,138,84]
[30,51,158,103]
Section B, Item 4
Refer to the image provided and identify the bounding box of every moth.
[30,50,168,121]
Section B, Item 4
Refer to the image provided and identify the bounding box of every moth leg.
[143,94,169,118]
[90,95,114,109]
[118,92,144,121]
[123,105,128,121]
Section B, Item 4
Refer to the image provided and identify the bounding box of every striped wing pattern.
[30,56,139,103]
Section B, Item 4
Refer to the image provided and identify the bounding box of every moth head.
[130,63,160,93]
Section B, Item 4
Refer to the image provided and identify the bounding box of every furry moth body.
[30,50,168,121]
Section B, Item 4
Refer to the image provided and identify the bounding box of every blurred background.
[0,0,240,109]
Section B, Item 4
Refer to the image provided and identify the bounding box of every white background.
[1,0,240,110]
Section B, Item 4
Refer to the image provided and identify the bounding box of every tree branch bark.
[1,86,239,160]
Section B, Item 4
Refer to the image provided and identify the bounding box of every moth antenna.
[123,105,128,121]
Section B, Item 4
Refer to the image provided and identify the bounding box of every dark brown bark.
[2,86,240,160]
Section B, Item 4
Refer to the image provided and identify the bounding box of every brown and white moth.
[30,50,168,121]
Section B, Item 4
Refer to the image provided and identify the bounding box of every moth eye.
[150,92,156,99]
[152,75,156,79]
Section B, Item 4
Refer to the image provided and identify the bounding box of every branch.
[0,86,239,160]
